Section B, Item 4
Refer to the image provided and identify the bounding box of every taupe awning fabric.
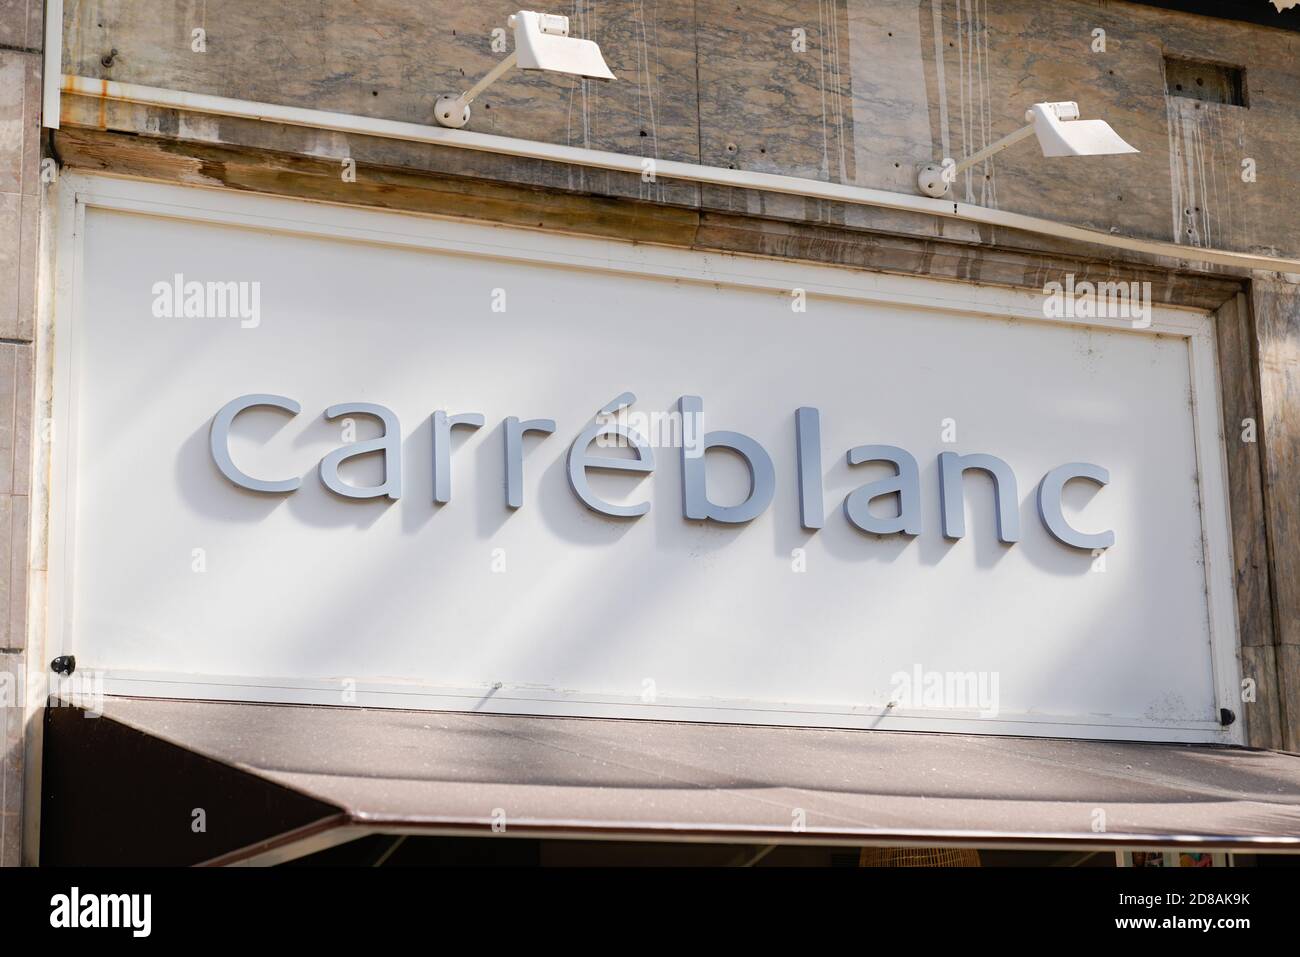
[41,696,1300,865]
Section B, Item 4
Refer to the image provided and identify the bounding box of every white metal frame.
[222,826,1264,868]
[42,172,1245,745]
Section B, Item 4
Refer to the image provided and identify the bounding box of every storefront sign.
[48,177,1241,743]
[210,393,1116,551]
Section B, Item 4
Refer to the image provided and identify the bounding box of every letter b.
[678,395,775,524]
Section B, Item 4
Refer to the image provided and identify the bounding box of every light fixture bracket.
[434,11,614,129]
[916,101,1136,198]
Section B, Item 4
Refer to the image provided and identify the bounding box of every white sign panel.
[50,176,1240,742]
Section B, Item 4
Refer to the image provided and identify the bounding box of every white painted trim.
[41,1,62,128]
[59,74,1300,275]
[45,173,81,665]
[93,670,1231,744]
[1190,322,1247,741]
[220,824,1300,866]
[44,173,1245,745]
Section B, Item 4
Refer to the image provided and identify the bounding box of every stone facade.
[0,0,43,868]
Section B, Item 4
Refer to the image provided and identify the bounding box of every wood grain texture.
[1241,644,1285,751]
[52,124,1246,313]
[1252,277,1300,751]
[1279,647,1300,754]
[1216,293,1274,650]
[1214,293,1282,748]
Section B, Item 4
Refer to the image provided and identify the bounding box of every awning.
[41,696,1300,865]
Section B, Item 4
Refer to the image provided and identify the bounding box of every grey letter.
[504,416,556,508]
[209,394,301,494]
[844,445,921,535]
[1038,462,1114,550]
[320,403,402,500]
[567,418,655,518]
[679,395,775,524]
[432,411,485,503]
[795,407,824,530]
[938,451,1020,543]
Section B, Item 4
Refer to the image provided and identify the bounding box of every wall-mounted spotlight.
[916,101,1137,198]
[434,11,615,128]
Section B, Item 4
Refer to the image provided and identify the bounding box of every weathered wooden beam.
[1252,278,1300,751]
[692,210,1240,308]
[51,125,701,247]
[1215,292,1284,748]
[52,125,1246,311]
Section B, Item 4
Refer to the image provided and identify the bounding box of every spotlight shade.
[1028,102,1138,157]
[512,11,615,80]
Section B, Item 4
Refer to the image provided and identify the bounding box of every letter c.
[1037,462,1114,550]
[210,394,301,493]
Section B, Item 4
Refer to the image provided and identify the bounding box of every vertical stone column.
[0,0,45,867]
